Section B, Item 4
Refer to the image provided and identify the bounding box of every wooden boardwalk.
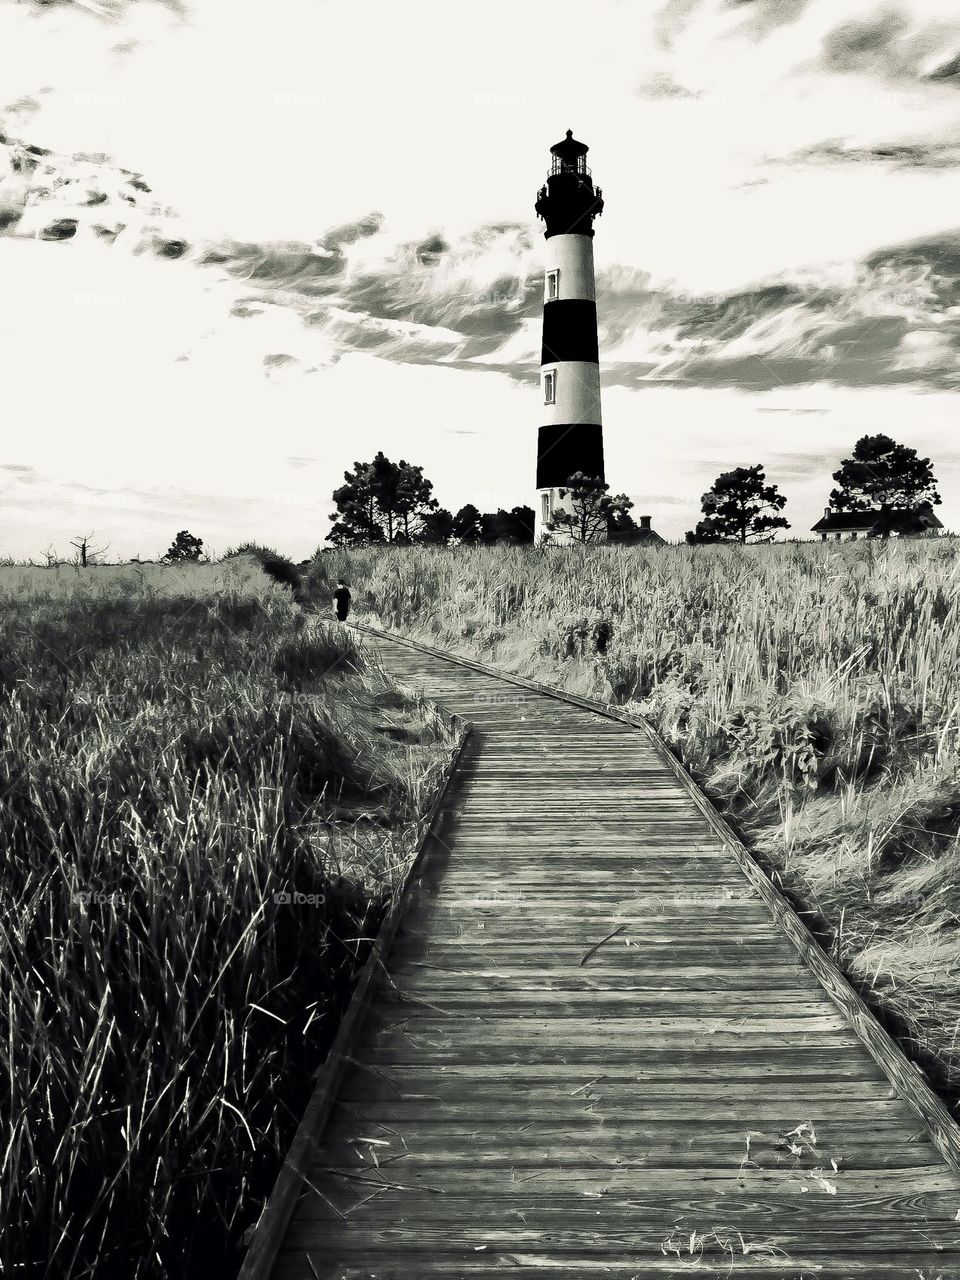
[271,630,960,1279]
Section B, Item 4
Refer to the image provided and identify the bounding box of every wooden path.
[270,629,960,1279]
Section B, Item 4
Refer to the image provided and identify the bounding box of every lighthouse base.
[535,486,609,545]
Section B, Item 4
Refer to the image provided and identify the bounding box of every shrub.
[224,543,302,595]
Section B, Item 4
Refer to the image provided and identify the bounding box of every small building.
[608,515,665,546]
[811,506,944,541]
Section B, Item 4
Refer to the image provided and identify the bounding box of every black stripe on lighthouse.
[540,299,599,365]
[537,423,604,490]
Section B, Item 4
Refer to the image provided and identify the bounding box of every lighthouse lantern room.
[534,130,605,543]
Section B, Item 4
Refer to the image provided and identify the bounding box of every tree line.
[324,433,943,547]
[48,432,945,567]
[327,451,535,545]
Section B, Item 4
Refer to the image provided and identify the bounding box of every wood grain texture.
[260,626,960,1280]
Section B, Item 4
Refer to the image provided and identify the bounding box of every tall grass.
[0,558,452,1279]
[307,539,960,1099]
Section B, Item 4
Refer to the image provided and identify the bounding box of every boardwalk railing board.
[349,622,960,1183]
[236,714,471,1280]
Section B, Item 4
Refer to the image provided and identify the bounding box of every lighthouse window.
[546,270,559,300]
[543,369,556,404]
[541,492,551,522]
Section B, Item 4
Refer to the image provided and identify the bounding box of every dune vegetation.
[308,538,960,1103]
[0,557,454,1280]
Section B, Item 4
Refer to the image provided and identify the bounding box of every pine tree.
[686,466,789,544]
[547,474,633,544]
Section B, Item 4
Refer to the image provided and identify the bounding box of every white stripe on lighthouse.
[540,361,601,427]
[544,234,596,303]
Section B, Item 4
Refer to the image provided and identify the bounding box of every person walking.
[332,579,351,622]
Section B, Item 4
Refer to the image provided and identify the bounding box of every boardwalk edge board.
[236,712,472,1280]
[349,621,960,1182]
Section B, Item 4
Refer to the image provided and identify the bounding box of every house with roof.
[608,514,666,546]
[811,506,944,540]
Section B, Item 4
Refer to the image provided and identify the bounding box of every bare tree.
[69,533,110,567]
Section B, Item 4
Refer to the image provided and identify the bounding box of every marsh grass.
[0,558,452,1279]
[307,539,960,1101]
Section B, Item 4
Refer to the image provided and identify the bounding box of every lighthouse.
[534,130,604,543]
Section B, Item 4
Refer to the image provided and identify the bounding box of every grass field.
[308,538,960,1103]
[0,558,454,1279]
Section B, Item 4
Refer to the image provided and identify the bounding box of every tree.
[829,434,941,535]
[69,533,109,567]
[417,508,455,545]
[452,503,484,545]
[686,465,789,545]
[607,506,638,536]
[328,451,439,545]
[164,530,204,562]
[547,473,633,544]
[479,506,535,545]
[509,505,535,544]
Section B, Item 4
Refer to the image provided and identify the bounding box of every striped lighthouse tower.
[534,130,604,543]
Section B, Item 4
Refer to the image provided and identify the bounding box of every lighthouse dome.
[550,129,589,162]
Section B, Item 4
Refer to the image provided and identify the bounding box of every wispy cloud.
[0,463,40,484]
[814,6,960,83]
[776,134,960,168]
[197,218,541,373]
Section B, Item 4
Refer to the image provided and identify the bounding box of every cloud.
[23,0,185,14]
[125,175,960,398]
[635,71,700,100]
[778,135,960,168]
[198,218,541,374]
[820,7,910,75]
[928,50,960,80]
[723,0,812,40]
[0,130,542,379]
[598,231,960,392]
[0,464,39,484]
[8,123,960,400]
[654,0,705,51]
[815,5,960,83]
[2,94,43,119]
[262,351,298,381]
[0,129,192,252]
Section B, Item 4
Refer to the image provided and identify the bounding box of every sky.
[2,0,960,558]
